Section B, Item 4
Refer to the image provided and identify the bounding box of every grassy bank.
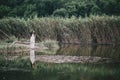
[0,15,120,44]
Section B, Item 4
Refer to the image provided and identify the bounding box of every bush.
[53,8,68,17]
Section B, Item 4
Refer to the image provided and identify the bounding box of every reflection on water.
[0,44,120,80]
[30,49,35,65]
[1,44,120,60]
[0,44,120,64]
[57,45,120,59]
[0,63,120,80]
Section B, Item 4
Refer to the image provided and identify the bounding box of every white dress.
[30,33,35,49]
[30,33,35,64]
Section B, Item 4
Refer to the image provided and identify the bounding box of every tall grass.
[0,15,120,44]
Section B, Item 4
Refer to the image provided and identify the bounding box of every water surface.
[0,44,120,80]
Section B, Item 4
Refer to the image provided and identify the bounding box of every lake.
[0,44,120,80]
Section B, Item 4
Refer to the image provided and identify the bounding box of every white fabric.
[30,34,35,49]
[30,49,35,64]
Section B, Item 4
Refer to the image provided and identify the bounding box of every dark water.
[0,45,120,80]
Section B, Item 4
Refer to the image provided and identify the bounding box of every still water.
[0,45,120,80]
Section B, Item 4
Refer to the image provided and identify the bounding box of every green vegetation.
[0,57,120,80]
[0,15,120,44]
[0,57,31,69]
[0,0,120,18]
[0,0,120,44]
[33,62,120,80]
[0,0,120,80]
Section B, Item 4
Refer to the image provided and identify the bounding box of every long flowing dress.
[30,33,35,49]
[30,32,35,64]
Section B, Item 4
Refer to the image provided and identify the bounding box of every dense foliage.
[0,0,120,18]
[0,16,120,44]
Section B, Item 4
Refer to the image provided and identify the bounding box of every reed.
[0,15,120,44]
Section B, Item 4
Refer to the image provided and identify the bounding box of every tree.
[64,1,78,17]
[91,5,101,15]
[53,8,68,17]
[0,5,11,18]
[24,4,37,18]
[0,0,120,18]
